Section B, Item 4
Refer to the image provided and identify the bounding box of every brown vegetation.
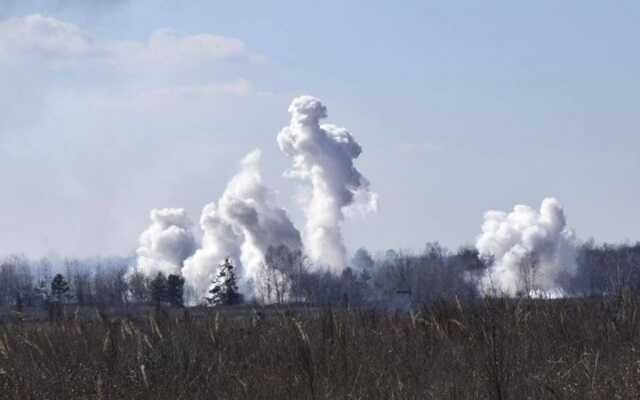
[1,295,640,399]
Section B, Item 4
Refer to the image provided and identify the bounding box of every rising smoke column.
[181,149,302,301]
[277,96,377,272]
[181,202,243,301]
[134,208,196,277]
[476,197,578,297]
[219,150,302,274]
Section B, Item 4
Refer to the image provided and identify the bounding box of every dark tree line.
[0,256,132,312]
[250,241,640,306]
[0,241,638,310]
[148,273,185,307]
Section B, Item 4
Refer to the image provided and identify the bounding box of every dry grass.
[1,296,640,399]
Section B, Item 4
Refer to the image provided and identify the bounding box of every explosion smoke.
[134,208,196,278]
[476,197,578,297]
[277,96,377,272]
[134,96,376,301]
[216,150,302,288]
[181,202,243,301]
[181,150,301,301]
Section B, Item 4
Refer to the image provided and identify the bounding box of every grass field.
[0,296,639,399]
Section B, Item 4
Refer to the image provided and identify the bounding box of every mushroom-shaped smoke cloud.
[134,208,196,277]
[476,197,578,297]
[278,96,377,272]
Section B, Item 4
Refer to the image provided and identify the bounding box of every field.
[1,296,639,399]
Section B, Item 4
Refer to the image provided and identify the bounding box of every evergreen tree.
[150,272,168,304]
[166,274,185,307]
[208,259,243,306]
[50,273,71,303]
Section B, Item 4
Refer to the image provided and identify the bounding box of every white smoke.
[476,197,578,297]
[218,150,302,278]
[133,208,196,278]
[181,149,302,301]
[181,202,243,302]
[133,96,377,301]
[277,96,377,272]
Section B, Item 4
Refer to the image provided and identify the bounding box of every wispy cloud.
[0,14,276,257]
[0,14,264,72]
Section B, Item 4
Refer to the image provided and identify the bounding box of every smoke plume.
[181,202,243,301]
[476,197,578,297]
[134,208,196,278]
[181,150,301,301]
[277,96,377,272]
[133,97,376,301]
[216,150,302,288]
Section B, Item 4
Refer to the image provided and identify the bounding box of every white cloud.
[0,14,262,76]
[0,14,263,135]
[0,14,90,60]
[144,28,247,62]
[0,14,279,258]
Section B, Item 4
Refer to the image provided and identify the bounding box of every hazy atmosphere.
[1,0,638,260]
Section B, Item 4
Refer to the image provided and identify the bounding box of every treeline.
[249,241,640,305]
[0,241,638,310]
[0,256,131,310]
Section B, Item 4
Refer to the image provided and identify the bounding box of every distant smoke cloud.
[278,96,377,272]
[134,208,196,278]
[476,197,577,297]
[181,150,301,301]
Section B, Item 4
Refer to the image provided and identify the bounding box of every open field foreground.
[1,297,639,399]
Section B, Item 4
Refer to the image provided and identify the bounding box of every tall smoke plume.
[181,149,301,301]
[476,197,578,297]
[134,208,196,277]
[133,96,376,301]
[277,96,377,272]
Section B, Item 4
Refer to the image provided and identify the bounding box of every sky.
[0,0,638,260]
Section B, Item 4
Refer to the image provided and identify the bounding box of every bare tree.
[258,245,309,303]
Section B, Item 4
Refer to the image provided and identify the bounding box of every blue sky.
[0,1,638,258]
